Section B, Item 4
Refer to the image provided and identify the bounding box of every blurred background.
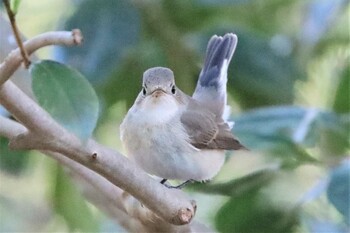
[0,0,349,232]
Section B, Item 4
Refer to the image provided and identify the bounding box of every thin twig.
[0,30,83,86]
[3,0,31,68]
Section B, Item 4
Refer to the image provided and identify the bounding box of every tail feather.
[193,33,238,119]
[201,35,222,74]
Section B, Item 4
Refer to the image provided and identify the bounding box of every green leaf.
[31,60,99,141]
[229,31,302,108]
[234,106,349,157]
[192,167,278,196]
[327,161,350,225]
[215,189,299,233]
[10,0,21,14]
[317,112,349,155]
[57,0,140,84]
[52,165,98,232]
[333,65,350,114]
[0,136,29,175]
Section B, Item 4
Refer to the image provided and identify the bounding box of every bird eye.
[142,87,146,95]
[171,85,176,94]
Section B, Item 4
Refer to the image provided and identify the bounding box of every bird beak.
[151,88,166,98]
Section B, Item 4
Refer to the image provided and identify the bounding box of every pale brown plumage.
[180,91,245,150]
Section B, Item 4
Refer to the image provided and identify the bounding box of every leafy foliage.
[333,65,350,114]
[234,106,349,159]
[0,137,29,175]
[192,167,278,196]
[216,190,300,233]
[327,161,350,225]
[10,0,21,14]
[56,0,140,84]
[52,165,98,232]
[229,31,302,108]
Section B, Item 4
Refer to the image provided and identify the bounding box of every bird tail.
[193,33,237,124]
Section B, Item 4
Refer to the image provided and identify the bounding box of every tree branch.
[0,115,27,138]
[0,31,196,225]
[0,30,83,86]
[0,116,210,232]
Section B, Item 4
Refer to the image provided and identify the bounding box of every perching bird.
[120,33,245,187]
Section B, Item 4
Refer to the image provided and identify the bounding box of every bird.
[120,33,245,188]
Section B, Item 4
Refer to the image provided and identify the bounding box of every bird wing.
[180,100,245,150]
[180,108,218,147]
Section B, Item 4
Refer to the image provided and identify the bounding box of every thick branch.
[0,116,210,232]
[0,31,195,225]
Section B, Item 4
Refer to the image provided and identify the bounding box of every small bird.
[120,33,245,187]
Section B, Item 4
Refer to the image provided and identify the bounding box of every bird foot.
[160,179,194,189]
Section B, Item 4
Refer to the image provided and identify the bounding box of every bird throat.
[139,94,180,124]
